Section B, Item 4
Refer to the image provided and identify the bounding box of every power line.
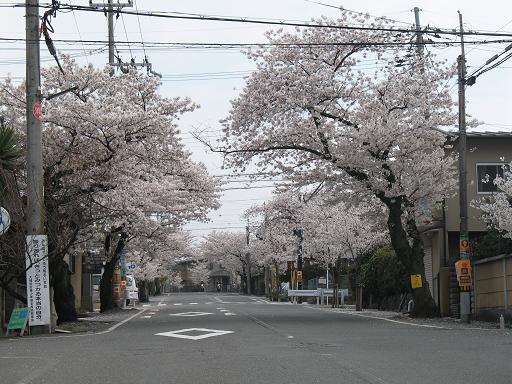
[120,12,133,61]
[466,42,512,84]
[1,36,511,48]
[21,3,512,38]
[221,185,277,191]
[133,0,146,59]
[303,0,413,26]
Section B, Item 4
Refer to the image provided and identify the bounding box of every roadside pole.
[294,229,303,304]
[457,11,471,323]
[25,0,52,334]
[245,221,252,295]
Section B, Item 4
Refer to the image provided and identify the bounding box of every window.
[476,163,507,193]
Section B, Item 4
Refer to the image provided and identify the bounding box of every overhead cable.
[19,3,512,39]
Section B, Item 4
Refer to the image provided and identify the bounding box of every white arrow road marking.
[169,312,214,317]
[155,328,234,340]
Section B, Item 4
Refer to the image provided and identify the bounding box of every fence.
[474,254,512,312]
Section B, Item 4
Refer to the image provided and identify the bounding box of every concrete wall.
[474,254,512,311]
[444,137,512,232]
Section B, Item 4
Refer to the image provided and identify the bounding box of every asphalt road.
[1,293,511,384]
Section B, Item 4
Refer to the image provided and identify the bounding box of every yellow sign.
[456,260,472,289]
[411,274,423,289]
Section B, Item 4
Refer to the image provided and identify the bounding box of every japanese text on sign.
[25,235,51,326]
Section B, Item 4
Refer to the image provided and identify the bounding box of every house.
[422,131,512,317]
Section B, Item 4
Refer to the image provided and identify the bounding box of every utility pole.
[26,0,43,235]
[26,0,53,334]
[413,7,424,56]
[107,0,115,66]
[294,229,303,303]
[457,11,471,324]
[245,220,252,295]
[89,1,161,77]
[89,0,133,69]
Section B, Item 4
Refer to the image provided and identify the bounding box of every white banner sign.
[25,235,51,326]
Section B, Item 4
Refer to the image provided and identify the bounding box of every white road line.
[305,306,448,329]
[349,313,447,329]
[157,303,167,306]
[173,303,183,306]
[219,309,229,312]
[224,313,236,316]
[170,312,214,317]
[189,302,198,305]
[141,315,152,319]
[155,328,234,340]
[142,304,150,307]
[216,307,225,310]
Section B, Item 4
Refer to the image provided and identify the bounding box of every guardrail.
[287,288,348,305]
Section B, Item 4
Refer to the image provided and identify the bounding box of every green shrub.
[356,245,408,308]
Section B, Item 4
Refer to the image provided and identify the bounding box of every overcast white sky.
[1,0,511,241]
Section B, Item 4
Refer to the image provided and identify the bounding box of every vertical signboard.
[119,251,128,306]
[25,235,50,327]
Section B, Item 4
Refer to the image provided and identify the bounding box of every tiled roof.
[443,130,512,139]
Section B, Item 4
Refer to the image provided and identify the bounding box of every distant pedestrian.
[217,282,221,292]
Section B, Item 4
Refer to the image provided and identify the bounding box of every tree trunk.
[154,277,161,295]
[50,258,77,323]
[386,198,438,317]
[100,256,116,312]
[100,230,126,312]
[139,280,149,302]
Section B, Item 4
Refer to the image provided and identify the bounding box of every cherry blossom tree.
[246,191,387,289]
[0,58,221,319]
[217,13,457,316]
[168,270,184,291]
[199,230,253,291]
[189,261,210,286]
[477,163,512,236]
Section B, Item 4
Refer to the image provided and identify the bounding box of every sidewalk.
[56,306,142,334]
[307,304,510,332]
